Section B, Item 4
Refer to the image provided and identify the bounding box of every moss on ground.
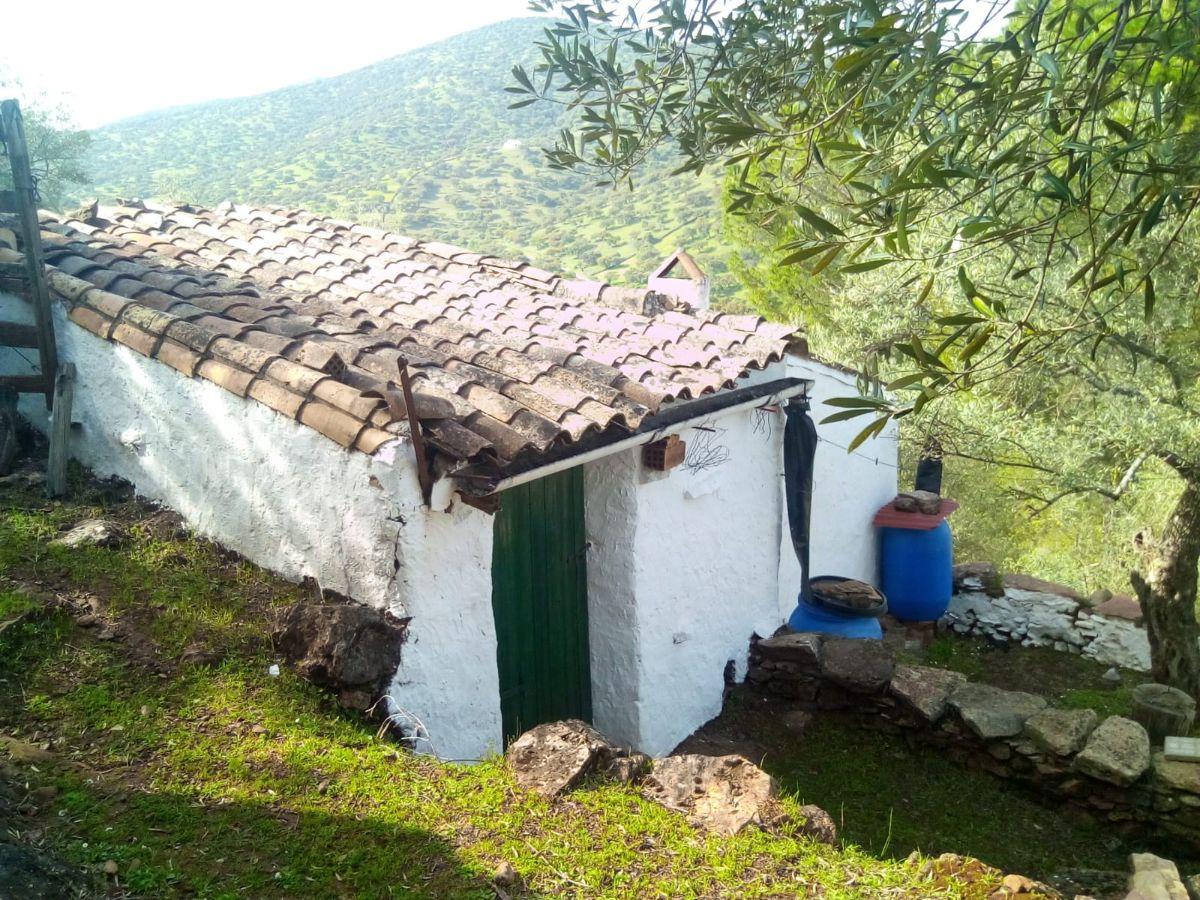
[0,470,1014,898]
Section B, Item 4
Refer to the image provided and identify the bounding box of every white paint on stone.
[776,356,899,620]
[944,579,1152,671]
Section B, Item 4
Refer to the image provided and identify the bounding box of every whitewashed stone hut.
[0,202,896,758]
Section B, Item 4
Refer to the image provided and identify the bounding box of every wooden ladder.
[0,98,74,495]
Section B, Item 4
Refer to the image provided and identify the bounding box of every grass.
[0,467,1011,898]
[699,689,1182,882]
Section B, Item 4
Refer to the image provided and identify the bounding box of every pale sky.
[3,1,537,128]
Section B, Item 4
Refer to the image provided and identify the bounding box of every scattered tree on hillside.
[0,76,90,209]
[513,0,1200,697]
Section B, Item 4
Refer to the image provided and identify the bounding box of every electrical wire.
[816,433,901,468]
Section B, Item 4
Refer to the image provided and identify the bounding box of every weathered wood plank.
[45,363,75,498]
[0,373,51,392]
[0,321,40,347]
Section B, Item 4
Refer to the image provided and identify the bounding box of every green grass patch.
[1,477,993,898]
[769,715,1131,878]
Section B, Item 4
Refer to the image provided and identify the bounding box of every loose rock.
[755,632,822,671]
[1023,707,1099,757]
[890,665,967,723]
[51,518,125,549]
[948,683,1048,740]
[819,638,895,694]
[273,601,406,711]
[506,720,618,798]
[492,861,518,886]
[1074,716,1151,786]
[794,804,838,845]
[1127,852,1187,900]
[643,754,777,835]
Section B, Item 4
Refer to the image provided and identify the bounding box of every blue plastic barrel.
[788,595,884,639]
[879,519,953,621]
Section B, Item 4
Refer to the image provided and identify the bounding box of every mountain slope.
[86,19,735,294]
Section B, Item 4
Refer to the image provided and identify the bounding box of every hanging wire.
[816,433,901,468]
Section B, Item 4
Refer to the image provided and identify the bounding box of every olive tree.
[511,0,1200,695]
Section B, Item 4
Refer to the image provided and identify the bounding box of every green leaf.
[957,266,978,299]
[822,396,889,409]
[847,416,891,452]
[1103,117,1135,143]
[885,372,928,391]
[841,258,891,273]
[1143,275,1155,321]
[1039,172,1074,204]
[794,205,846,237]
[959,324,994,364]
[1139,194,1167,237]
[1036,53,1061,81]
[820,408,876,424]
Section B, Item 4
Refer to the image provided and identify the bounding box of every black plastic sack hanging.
[783,397,818,603]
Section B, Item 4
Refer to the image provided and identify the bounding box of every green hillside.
[84,18,736,295]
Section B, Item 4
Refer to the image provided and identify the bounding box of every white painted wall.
[776,356,898,621]
[1,297,500,761]
[585,404,787,755]
[1,292,894,761]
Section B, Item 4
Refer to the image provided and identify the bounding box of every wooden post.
[1,100,58,405]
[45,363,75,498]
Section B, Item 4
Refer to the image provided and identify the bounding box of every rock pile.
[946,563,1152,671]
[505,720,833,841]
[746,632,1200,850]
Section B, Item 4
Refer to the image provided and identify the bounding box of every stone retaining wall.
[943,566,1151,671]
[746,631,1200,849]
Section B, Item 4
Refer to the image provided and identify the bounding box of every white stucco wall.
[0,296,500,760]
[776,357,899,620]
[585,404,788,755]
[2,292,894,760]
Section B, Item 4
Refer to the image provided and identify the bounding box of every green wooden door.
[491,466,591,743]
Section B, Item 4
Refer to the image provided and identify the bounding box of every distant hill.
[84,19,737,297]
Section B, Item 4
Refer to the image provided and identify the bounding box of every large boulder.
[819,638,895,694]
[643,754,777,835]
[890,665,967,723]
[272,601,406,710]
[506,720,626,798]
[1128,853,1188,900]
[1073,716,1151,786]
[948,683,1047,740]
[1023,708,1099,757]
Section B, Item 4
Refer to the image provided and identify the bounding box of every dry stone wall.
[943,566,1151,671]
[746,631,1200,849]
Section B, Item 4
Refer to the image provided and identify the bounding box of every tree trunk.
[1131,476,1200,701]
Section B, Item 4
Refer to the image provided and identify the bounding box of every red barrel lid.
[873,498,959,531]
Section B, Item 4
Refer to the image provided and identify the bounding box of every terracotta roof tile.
[38,201,797,475]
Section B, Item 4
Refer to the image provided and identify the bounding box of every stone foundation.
[746,631,1200,849]
[944,565,1151,671]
